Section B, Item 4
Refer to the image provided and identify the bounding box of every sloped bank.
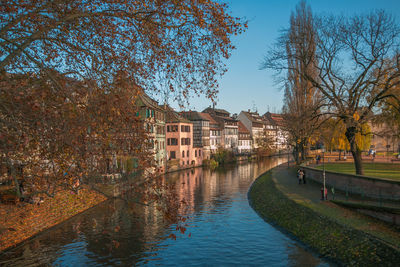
[0,186,107,252]
[248,170,400,266]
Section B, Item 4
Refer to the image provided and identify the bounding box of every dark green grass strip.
[314,163,400,181]
[248,171,400,266]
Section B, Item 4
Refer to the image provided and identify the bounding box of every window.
[199,150,201,156]
[167,138,178,146]
[195,150,197,157]
[181,138,191,145]
[167,125,178,132]
[186,150,189,157]
[181,125,191,132]
[187,161,189,165]
[182,161,185,165]
[146,124,153,133]
[182,151,185,158]
[170,151,176,159]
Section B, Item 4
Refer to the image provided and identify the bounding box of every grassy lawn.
[315,163,400,181]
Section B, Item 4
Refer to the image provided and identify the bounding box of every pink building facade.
[166,122,193,167]
[165,106,195,171]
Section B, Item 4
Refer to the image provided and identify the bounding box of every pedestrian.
[302,170,306,184]
[320,187,328,200]
[298,170,303,184]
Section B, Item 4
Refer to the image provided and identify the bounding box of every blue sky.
[180,0,400,115]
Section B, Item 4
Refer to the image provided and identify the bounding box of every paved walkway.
[271,163,400,208]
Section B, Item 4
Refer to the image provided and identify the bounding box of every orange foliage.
[0,0,246,199]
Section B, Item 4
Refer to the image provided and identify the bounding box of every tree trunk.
[10,163,21,198]
[300,141,306,162]
[345,126,364,175]
[293,145,300,164]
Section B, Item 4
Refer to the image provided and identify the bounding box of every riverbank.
[248,164,400,266]
[0,186,107,252]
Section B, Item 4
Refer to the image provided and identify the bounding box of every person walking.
[302,170,306,184]
[298,170,303,184]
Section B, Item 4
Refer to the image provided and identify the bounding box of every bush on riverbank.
[248,171,400,266]
[212,147,236,165]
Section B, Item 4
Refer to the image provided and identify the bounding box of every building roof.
[240,110,264,128]
[203,107,238,128]
[200,112,220,130]
[163,105,191,123]
[137,92,163,111]
[202,107,230,118]
[238,121,252,140]
[238,121,250,134]
[180,111,209,121]
[263,112,284,127]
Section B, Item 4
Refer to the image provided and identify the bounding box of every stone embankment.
[0,186,107,252]
[301,163,400,201]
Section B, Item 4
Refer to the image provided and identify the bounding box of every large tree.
[264,8,400,174]
[267,1,322,164]
[319,117,371,159]
[0,0,245,198]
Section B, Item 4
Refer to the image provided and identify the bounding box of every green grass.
[315,163,400,181]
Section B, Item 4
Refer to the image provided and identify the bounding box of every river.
[0,156,330,266]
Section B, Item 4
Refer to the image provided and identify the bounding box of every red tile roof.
[200,112,220,129]
[238,121,250,134]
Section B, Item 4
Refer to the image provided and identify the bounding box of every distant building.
[263,112,288,151]
[202,107,238,152]
[369,120,400,153]
[181,111,211,164]
[136,93,166,172]
[164,106,194,170]
[200,112,221,153]
[238,110,265,149]
[238,121,252,154]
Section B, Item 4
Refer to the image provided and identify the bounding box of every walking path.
[270,164,400,248]
[272,163,399,207]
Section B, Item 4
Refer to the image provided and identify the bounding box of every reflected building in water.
[0,156,327,267]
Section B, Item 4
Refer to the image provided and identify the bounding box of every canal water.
[0,157,330,266]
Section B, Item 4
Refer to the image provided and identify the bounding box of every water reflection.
[0,157,330,266]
